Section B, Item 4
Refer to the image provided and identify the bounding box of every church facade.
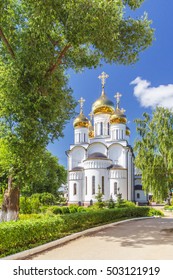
[66,72,135,206]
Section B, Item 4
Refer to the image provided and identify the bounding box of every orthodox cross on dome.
[114,92,122,109]
[98,71,109,95]
[78,97,85,113]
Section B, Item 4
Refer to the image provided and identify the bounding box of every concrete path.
[28,217,173,260]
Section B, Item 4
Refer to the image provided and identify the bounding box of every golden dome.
[92,94,114,115]
[126,126,130,136]
[110,108,127,124]
[73,112,89,128]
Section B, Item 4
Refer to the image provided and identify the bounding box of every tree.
[134,107,173,201]
[0,0,153,220]
[23,152,67,196]
[95,185,104,208]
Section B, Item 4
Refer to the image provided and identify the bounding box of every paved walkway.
[28,215,173,260]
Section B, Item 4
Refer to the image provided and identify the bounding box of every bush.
[0,206,163,257]
[69,204,78,213]
[20,197,32,214]
[107,195,115,209]
[37,192,56,205]
[61,206,70,214]
[77,206,87,212]
[118,200,136,208]
[48,206,63,215]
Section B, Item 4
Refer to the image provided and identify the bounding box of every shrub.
[61,206,70,214]
[69,204,78,213]
[0,206,163,257]
[118,200,136,208]
[20,197,32,214]
[107,195,115,209]
[48,206,63,215]
[38,192,56,205]
[77,206,87,212]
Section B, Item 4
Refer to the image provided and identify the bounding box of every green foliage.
[0,206,163,257]
[134,108,173,201]
[164,205,173,211]
[19,192,57,214]
[48,206,63,215]
[95,185,105,208]
[61,206,70,214]
[69,204,79,213]
[118,200,136,208]
[116,193,124,207]
[38,192,56,205]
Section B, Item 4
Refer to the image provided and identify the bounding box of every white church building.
[66,72,139,206]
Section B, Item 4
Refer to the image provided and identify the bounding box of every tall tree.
[0,0,153,220]
[134,107,173,201]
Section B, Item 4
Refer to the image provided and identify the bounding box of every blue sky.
[48,0,173,167]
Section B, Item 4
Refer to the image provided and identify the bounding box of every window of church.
[92,176,95,194]
[85,177,87,195]
[73,183,77,195]
[100,122,103,135]
[116,130,118,140]
[102,176,104,194]
[107,123,110,135]
[84,133,86,142]
[114,182,118,195]
[137,193,140,199]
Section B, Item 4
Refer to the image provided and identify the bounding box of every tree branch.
[46,44,71,77]
[0,27,15,59]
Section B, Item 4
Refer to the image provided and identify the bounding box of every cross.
[114,92,122,108]
[78,97,85,113]
[98,72,109,88]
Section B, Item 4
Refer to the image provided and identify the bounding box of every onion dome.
[110,108,127,124]
[110,92,127,125]
[126,126,131,136]
[92,71,114,115]
[73,97,89,128]
[92,94,114,115]
[73,112,89,128]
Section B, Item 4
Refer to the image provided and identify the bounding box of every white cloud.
[130,77,173,109]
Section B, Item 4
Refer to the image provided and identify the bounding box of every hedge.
[0,207,163,258]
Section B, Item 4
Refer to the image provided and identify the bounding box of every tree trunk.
[0,176,20,222]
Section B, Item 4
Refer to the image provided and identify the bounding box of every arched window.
[100,122,103,135]
[107,123,110,135]
[102,176,104,194]
[92,176,95,195]
[114,182,118,195]
[137,193,140,199]
[73,183,77,195]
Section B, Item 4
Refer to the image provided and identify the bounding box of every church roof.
[70,167,84,171]
[86,152,108,160]
[107,164,126,170]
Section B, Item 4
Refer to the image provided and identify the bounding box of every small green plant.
[95,185,105,208]
[107,195,115,209]
[116,193,123,207]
